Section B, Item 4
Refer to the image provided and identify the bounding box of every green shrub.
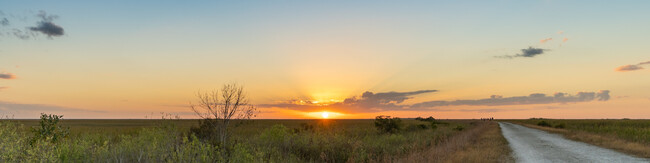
[189,119,218,143]
[31,113,69,145]
[229,143,258,162]
[259,124,292,144]
[554,123,566,129]
[0,121,28,161]
[172,134,223,162]
[24,139,58,162]
[374,115,402,134]
[416,116,436,122]
[537,121,552,127]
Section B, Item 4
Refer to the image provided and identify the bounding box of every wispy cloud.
[616,65,643,72]
[496,32,569,58]
[556,30,569,44]
[615,61,650,72]
[0,72,16,79]
[341,90,437,111]
[0,18,8,26]
[0,10,64,39]
[497,47,547,59]
[260,90,437,113]
[260,90,610,113]
[411,90,610,109]
[0,101,104,116]
[29,11,64,37]
[597,90,611,101]
[446,106,561,113]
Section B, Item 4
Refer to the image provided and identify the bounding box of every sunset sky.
[1,1,649,119]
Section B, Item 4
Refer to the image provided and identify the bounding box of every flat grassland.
[401,121,513,163]
[507,119,650,158]
[0,118,510,162]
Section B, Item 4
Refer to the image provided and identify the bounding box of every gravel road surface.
[499,122,648,163]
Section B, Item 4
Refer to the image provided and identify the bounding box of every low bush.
[375,115,402,134]
[0,121,27,161]
[553,123,566,129]
[415,116,436,122]
[537,121,552,127]
[189,119,218,143]
[31,113,69,145]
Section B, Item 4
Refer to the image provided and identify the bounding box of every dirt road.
[498,122,648,163]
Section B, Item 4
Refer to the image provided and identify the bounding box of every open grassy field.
[0,118,511,162]
[400,121,513,163]
[506,119,650,158]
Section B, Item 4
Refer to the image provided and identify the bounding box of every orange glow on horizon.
[306,111,344,119]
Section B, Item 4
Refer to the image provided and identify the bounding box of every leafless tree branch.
[190,83,257,146]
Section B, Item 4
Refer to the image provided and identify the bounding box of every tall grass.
[234,119,470,162]
[1,118,484,162]
[399,121,513,163]
[0,120,228,162]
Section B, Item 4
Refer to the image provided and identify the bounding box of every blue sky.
[1,1,649,119]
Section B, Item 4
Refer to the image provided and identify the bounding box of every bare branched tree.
[190,83,257,146]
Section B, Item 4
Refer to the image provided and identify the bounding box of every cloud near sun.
[260,90,610,113]
[615,61,650,72]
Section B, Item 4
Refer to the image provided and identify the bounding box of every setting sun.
[305,111,344,119]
